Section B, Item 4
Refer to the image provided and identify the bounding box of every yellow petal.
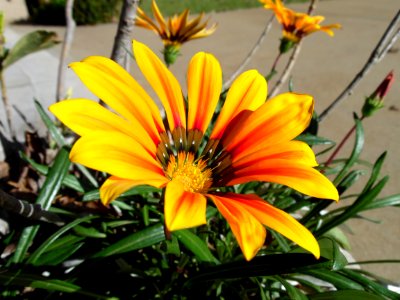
[222,93,314,160]
[211,70,266,140]
[70,131,166,182]
[228,159,339,201]
[217,193,320,258]
[82,56,164,133]
[49,99,157,155]
[232,140,318,169]
[100,176,166,205]
[187,52,222,133]
[70,58,162,144]
[151,0,167,33]
[133,40,186,131]
[209,194,266,261]
[164,181,207,231]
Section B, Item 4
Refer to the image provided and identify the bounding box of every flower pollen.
[166,152,212,193]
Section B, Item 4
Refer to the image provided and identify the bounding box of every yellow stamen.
[166,152,212,193]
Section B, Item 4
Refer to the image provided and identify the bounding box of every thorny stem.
[324,116,365,168]
[319,10,400,122]
[0,70,14,139]
[223,14,275,90]
[56,0,75,102]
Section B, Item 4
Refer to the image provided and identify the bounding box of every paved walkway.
[1,0,399,282]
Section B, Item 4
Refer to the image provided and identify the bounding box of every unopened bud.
[362,71,394,118]
[163,44,181,67]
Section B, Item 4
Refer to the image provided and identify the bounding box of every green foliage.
[1,31,59,69]
[24,0,122,25]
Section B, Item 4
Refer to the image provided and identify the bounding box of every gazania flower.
[260,0,340,52]
[135,0,217,65]
[50,40,338,261]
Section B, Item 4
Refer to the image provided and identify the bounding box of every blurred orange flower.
[260,0,340,48]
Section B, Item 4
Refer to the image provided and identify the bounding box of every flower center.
[166,152,212,193]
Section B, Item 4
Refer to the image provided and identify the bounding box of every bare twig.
[0,71,14,139]
[267,0,318,98]
[111,0,140,69]
[223,14,274,90]
[319,10,400,122]
[56,0,75,102]
[0,189,64,226]
[268,41,302,98]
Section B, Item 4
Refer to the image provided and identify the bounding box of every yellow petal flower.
[50,40,339,260]
[260,0,340,43]
[135,0,216,47]
[187,52,222,133]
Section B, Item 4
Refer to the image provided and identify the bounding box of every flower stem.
[324,116,365,168]
[0,70,15,139]
[266,52,282,81]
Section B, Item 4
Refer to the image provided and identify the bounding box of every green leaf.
[309,290,383,300]
[340,269,400,299]
[336,169,365,195]
[73,225,107,238]
[11,147,70,264]
[19,151,84,193]
[316,176,388,236]
[0,271,114,299]
[34,241,84,266]
[93,223,165,257]
[334,117,364,185]
[323,227,351,251]
[318,238,348,270]
[304,269,364,290]
[34,99,66,147]
[364,193,400,210]
[361,152,386,194]
[296,133,335,147]
[27,215,98,265]
[274,276,308,300]
[83,185,160,201]
[173,229,219,264]
[186,253,331,285]
[2,31,59,68]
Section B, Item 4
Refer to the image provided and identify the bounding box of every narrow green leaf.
[318,238,348,270]
[0,271,115,299]
[337,170,365,194]
[309,290,383,300]
[34,242,84,266]
[20,151,84,192]
[34,99,66,147]
[3,31,59,68]
[11,147,70,264]
[334,117,364,185]
[361,152,387,194]
[316,176,388,236]
[340,269,400,299]
[73,225,107,238]
[27,215,98,265]
[304,269,364,290]
[364,193,400,210]
[296,133,335,147]
[83,185,160,201]
[93,223,165,257]
[323,227,351,251]
[274,276,308,300]
[186,254,331,285]
[173,229,219,264]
